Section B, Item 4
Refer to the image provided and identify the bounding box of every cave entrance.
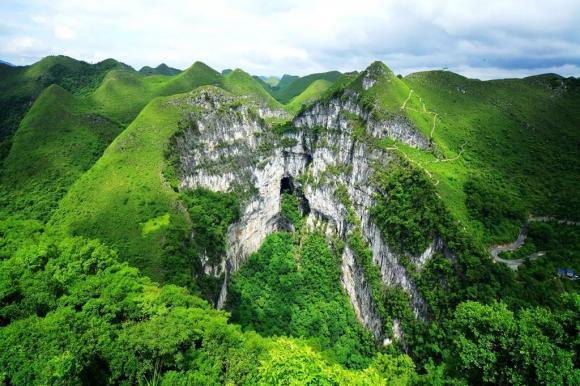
[280,176,294,194]
[279,175,311,217]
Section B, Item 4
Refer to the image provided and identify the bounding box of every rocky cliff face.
[174,86,440,341]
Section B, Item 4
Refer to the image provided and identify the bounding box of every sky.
[1,0,579,79]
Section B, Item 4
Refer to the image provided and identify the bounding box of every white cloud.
[53,25,76,40]
[0,0,579,78]
[0,36,37,53]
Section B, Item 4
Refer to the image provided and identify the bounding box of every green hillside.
[0,56,130,159]
[400,71,580,243]
[90,61,224,124]
[272,70,342,103]
[317,62,580,245]
[403,71,580,226]
[159,61,223,96]
[139,63,181,76]
[49,92,187,281]
[0,85,121,221]
[286,78,333,112]
[223,69,284,109]
[263,75,280,87]
[90,69,152,123]
[277,74,299,90]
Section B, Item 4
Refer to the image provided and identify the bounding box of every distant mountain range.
[138,63,181,76]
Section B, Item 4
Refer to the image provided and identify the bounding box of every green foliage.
[227,232,377,369]
[182,188,240,266]
[271,120,297,136]
[370,352,417,386]
[146,188,241,303]
[0,56,129,160]
[504,222,580,310]
[0,218,255,385]
[1,218,413,385]
[286,79,334,112]
[280,193,303,228]
[448,301,578,385]
[404,70,580,231]
[257,337,391,385]
[0,85,122,221]
[271,71,342,103]
[223,69,284,110]
[464,176,526,242]
[371,163,447,256]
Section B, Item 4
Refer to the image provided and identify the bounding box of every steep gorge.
[173,76,446,343]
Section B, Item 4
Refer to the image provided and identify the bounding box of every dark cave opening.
[280,176,294,194]
[280,175,311,217]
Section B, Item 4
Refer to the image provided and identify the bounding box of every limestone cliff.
[173,81,441,342]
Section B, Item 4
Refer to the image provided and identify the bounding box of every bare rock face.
[341,246,383,340]
[174,86,441,340]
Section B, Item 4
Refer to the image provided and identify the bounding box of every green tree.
[448,301,578,385]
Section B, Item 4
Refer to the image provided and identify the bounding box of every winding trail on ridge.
[491,217,579,270]
[400,89,439,139]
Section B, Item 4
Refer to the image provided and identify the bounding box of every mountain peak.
[365,61,394,77]
[358,61,395,90]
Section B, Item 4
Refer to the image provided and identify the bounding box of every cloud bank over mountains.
[1,0,579,79]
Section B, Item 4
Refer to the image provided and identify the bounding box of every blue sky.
[1,0,579,79]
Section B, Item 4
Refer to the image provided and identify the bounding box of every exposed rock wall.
[175,87,440,340]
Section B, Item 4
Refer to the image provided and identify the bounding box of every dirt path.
[401,89,414,110]
[400,90,440,140]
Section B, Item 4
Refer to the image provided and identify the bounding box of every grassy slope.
[49,92,187,281]
[277,74,300,90]
[90,61,283,125]
[90,70,152,123]
[338,62,580,244]
[0,85,121,221]
[223,69,285,109]
[159,61,223,96]
[91,61,223,124]
[286,79,333,112]
[273,71,342,103]
[0,56,130,159]
[401,71,580,239]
